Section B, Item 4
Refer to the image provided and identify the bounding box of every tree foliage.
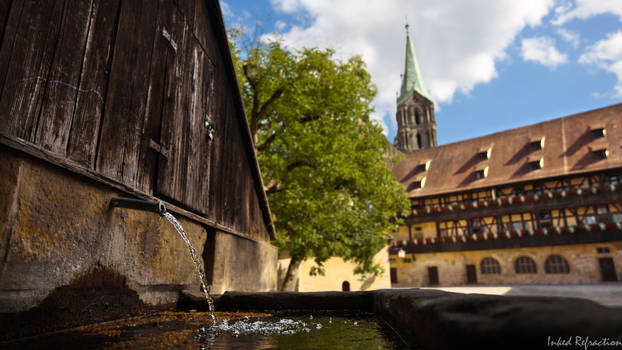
[229,30,410,290]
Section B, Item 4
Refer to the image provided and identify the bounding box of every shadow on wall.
[0,265,177,341]
[359,274,376,290]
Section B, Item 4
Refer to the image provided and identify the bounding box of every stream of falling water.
[163,212,216,322]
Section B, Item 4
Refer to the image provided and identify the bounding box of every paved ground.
[421,284,622,307]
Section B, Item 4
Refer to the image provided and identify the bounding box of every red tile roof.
[393,103,622,197]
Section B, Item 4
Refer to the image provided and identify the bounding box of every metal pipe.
[110,197,167,216]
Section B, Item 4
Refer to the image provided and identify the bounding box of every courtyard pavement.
[420,284,622,307]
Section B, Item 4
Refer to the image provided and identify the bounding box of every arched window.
[514,256,537,274]
[415,109,421,124]
[416,133,422,149]
[545,255,570,274]
[342,281,350,291]
[480,257,501,274]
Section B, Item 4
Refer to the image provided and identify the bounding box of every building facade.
[277,248,392,292]
[389,104,622,286]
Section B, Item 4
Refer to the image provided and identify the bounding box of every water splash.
[200,317,311,338]
[163,212,216,322]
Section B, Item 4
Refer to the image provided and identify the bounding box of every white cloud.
[270,0,301,13]
[520,37,568,68]
[579,31,622,97]
[553,0,622,25]
[556,28,580,48]
[220,1,233,19]
[265,0,554,134]
[275,20,287,31]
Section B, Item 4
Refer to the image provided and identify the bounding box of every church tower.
[394,25,437,153]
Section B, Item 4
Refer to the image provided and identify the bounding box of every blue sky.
[221,0,622,146]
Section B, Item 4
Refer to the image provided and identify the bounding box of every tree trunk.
[280,255,301,291]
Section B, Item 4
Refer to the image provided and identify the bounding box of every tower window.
[593,149,608,160]
[415,110,421,124]
[591,128,606,139]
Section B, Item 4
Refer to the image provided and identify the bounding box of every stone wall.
[0,148,277,313]
[391,242,622,287]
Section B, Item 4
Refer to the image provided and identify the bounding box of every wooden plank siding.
[0,0,274,241]
[95,0,160,189]
[35,0,93,155]
[0,0,66,141]
[67,0,121,167]
[0,0,14,59]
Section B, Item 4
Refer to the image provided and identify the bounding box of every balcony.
[389,221,622,254]
[406,182,622,224]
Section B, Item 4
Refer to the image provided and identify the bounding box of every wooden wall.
[0,0,271,241]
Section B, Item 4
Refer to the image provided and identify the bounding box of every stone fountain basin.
[2,288,622,349]
[182,289,622,349]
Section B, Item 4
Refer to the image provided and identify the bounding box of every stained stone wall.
[0,147,277,313]
[391,242,622,287]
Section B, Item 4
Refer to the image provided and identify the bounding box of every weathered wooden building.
[0,0,277,314]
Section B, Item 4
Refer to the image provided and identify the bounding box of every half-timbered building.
[390,104,622,286]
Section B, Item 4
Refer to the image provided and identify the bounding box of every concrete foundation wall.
[0,148,277,312]
[392,242,622,287]
[208,232,277,294]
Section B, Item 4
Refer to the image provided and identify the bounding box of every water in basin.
[4,312,405,349]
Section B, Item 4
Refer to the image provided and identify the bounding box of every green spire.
[397,24,432,105]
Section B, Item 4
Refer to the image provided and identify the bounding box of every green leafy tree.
[230,30,410,291]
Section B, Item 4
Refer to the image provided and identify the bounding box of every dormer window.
[477,147,492,161]
[529,137,544,151]
[591,128,606,139]
[529,159,542,170]
[416,160,431,172]
[474,167,488,180]
[407,177,426,191]
[593,149,608,160]
[408,181,422,190]
[528,157,543,171]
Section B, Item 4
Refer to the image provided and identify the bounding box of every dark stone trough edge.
[179,288,622,350]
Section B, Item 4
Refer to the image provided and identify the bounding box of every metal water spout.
[109,197,167,216]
